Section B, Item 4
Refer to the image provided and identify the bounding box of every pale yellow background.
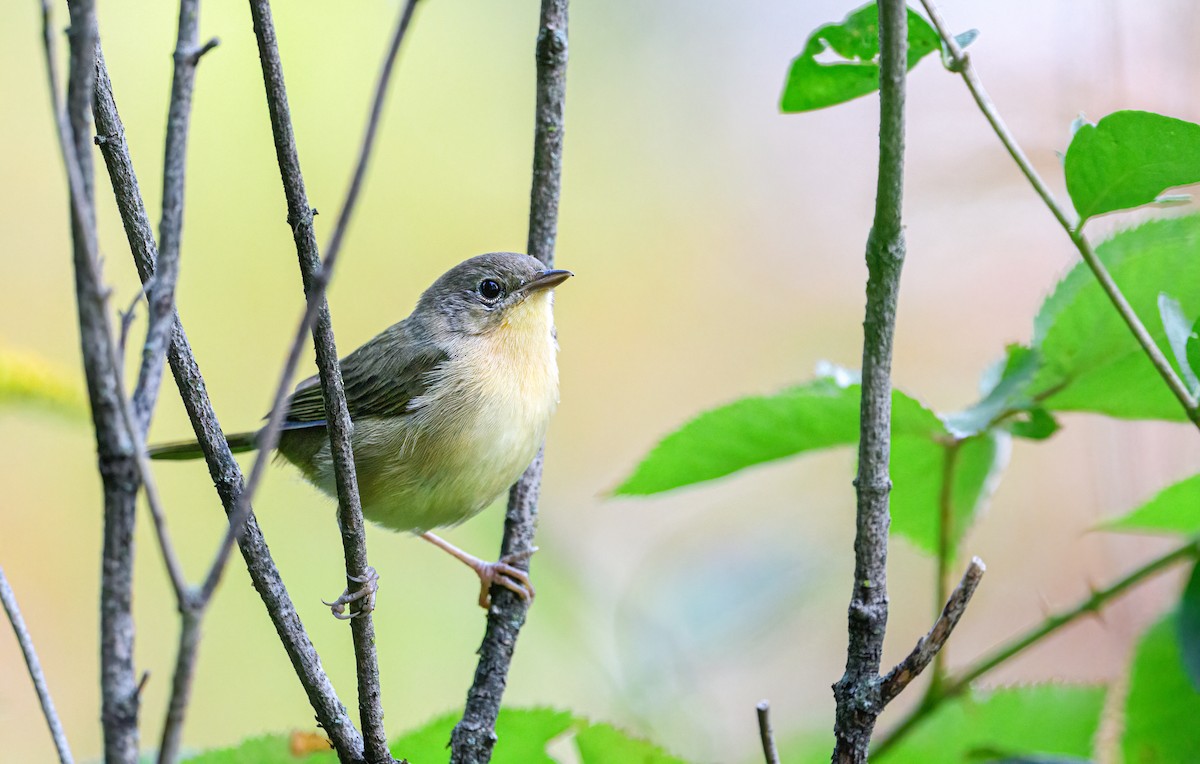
[3,1,1200,762]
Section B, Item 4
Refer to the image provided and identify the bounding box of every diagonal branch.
[246,0,420,759]
[1,567,75,764]
[450,2,569,761]
[831,0,908,761]
[755,701,781,764]
[880,556,985,704]
[91,47,365,764]
[917,0,1200,427]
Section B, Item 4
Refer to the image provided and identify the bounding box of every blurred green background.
[4,0,1200,761]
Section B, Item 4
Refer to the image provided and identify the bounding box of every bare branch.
[874,539,1198,755]
[918,0,1200,427]
[755,701,780,764]
[880,557,985,705]
[1,567,75,764]
[831,0,907,761]
[244,0,422,759]
[91,47,365,763]
[451,6,569,759]
[50,2,144,761]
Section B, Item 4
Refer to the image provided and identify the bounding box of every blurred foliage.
[1122,615,1200,763]
[181,708,685,764]
[0,346,86,421]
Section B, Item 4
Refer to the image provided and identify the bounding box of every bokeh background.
[4,0,1200,761]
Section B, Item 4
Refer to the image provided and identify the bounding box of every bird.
[150,252,571,614]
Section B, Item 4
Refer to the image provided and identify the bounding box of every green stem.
[873,537,1200,756]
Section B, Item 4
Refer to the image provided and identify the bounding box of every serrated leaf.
[874,685,1105,763]
[612,376,941,496]
[1030,215,1200,421]
[1065,110,1200,222]
[1179,562,1200,691]
[0,347,86,420]
[1122,615,1200,763]
[575,722,688,763]
[780,4,940,113]
[1158,292,1200,393]
[1102,472,1200,535]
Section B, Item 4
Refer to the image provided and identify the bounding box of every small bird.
[151,252,571,613]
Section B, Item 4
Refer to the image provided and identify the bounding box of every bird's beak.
[518,269,573,294]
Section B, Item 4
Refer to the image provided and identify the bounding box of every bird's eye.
[478,279,504,301]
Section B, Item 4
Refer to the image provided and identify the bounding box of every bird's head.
[416,252,572,339]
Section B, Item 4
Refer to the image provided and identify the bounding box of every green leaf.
[1102,472,1200,535]
[1179,562,1200,691]
[0,347,86,420]
[612,375,941,496]
[575,722,687,763]
[875,685,1105,763]
[1064,110,1200,222]
[1189,317,1200,389]
[1122,615,1200,763]
[891,432,1005,558]
[780,4,940,113]
[1008,407,1060,440]
[946,345,1040,437]
[1031,215,1200,421]
[181,735,304,764]
[1158,292,1200,394]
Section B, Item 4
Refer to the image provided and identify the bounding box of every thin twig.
[918,0,1200,427]
[245,0,421,760]
[873,539,1198,755]
[450,2,569,761]
[91,46,365,763]
[0,567,75,764]
[880,557,985,704]
[755,701,781,764]
[130,0,214,437]
[830,1,908,761]
[55,3,143,762]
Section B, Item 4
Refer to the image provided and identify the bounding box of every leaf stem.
[918,0,1200,428]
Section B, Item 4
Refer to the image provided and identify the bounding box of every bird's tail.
[148,431,260,461]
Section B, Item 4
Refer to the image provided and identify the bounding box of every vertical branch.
[55,2,143,762]
[831,0,908,761]
[449,1,568,761]
[1,567,75,764]
[91,51,366,763]
[246,1,408,760]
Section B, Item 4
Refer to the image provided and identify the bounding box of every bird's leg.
[322,566,379,620]
[419,532,537,609]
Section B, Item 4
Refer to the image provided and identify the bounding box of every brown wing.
[282,320,447,427]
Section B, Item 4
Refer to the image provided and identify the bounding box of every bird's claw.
[322,566,379,620]
[474,549,537,610]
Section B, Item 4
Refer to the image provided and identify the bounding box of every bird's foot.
[418,532,537,609]
[322,566,379,620]
[470,550,537,610]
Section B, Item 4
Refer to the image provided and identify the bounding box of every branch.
[246,0,420,759]
[880,557,985,704]
[129,0,216,437]
[755,701,781,764]
[450,3,568,760]
[1,567,75,764]
[831,0,908,761]
[91,48,365,764]
[873,539,1198,755]
[53,3,143,762]
[918,0,1200,427]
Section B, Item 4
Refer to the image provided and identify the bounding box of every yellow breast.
[352,292,560,532]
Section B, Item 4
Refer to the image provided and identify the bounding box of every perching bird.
[151,252,571,612]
